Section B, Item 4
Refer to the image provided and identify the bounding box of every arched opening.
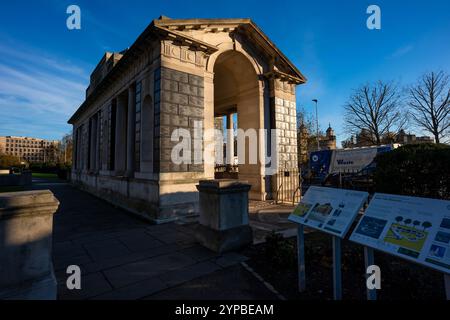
[140,95,154,173]
[213,50,263,198]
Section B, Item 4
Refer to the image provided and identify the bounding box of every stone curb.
[240,262,286,301]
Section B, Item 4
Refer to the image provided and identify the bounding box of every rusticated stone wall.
[157,67,205,173]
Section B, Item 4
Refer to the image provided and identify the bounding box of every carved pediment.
[154,16,306,84]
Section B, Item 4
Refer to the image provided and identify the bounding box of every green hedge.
[374,143,450,199]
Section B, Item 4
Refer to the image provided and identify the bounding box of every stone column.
[226,113,234,166]
[126,86,136,177]
[0,190,59,299]
[114,95,127,175]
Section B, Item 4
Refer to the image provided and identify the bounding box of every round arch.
[206,42,263,76]
[211,49,266,200]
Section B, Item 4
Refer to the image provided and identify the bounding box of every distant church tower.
[320,123,336,150]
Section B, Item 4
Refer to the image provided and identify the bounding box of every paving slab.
[179,245,219,262]
[82,243,181,274]
[91,276,168,300]
[214,252,249,268]
[103,252,197,288]
[83,238,132,261]
[158,261,221,287]
[147,264,278,300]
[58,272,112,300]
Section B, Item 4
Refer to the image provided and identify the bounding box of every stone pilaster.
[226,113,235,165]
[115,95,128,175]
[274,96,298,169]
[126,86,136,177]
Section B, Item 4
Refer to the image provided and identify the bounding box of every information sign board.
[289,186,369,237]
[350,193,450,274]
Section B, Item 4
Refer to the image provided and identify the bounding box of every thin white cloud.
[388,45,414,59]
[0,44,89,79]
[0,41,88,139]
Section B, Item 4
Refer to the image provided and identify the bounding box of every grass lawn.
[0,185,25,193]
[32,172,59,179]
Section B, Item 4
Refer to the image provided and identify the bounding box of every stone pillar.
[226,113,234,166]
[195,179,253,253]
[126,86,136,177]
[0,190,59,300]
[114,95,127,175]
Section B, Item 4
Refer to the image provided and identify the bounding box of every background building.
[297,123,336,166]
[342,129,434,148]
[396,129,434,144]
[319,124,337,150]
[0,136,60,163]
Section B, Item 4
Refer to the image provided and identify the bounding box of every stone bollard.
[195,179,253,253]
[0,190,59,300]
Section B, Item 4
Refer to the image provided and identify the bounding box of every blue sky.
[0,0,449,146]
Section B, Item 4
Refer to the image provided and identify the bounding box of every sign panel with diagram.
[288,186,369,237]
[350,193,450,274]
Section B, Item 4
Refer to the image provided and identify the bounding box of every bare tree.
[343,81,406,145]
[408,71,450,144]
[60,133,73,165]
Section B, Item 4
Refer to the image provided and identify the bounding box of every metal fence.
[275,168,302,205]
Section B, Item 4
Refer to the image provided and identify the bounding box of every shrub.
[374,143,450,199]
[56,163,71,180]
[264,231,296,268]
[29,162,58,173]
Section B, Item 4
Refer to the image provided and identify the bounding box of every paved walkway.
[30,179,278,300]
[249,200,298,243]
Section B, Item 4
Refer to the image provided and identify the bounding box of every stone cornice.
[263,70,305,85]
[153,25,219,55]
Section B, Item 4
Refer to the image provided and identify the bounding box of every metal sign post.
[332,236,342,300]
[445,274,450,300]
[364,246,377,300]
[297,224,306,292]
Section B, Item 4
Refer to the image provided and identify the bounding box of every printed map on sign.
[350,193,450,274]
[288,186,369,238]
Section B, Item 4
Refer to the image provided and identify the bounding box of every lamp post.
[312,99,320,150]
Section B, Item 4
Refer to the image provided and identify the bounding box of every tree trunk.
[435,134,440,144]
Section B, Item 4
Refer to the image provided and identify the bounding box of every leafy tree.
[0,153,22,169]
[395,216,404,224]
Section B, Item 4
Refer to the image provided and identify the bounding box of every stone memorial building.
[68,16,306,223]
